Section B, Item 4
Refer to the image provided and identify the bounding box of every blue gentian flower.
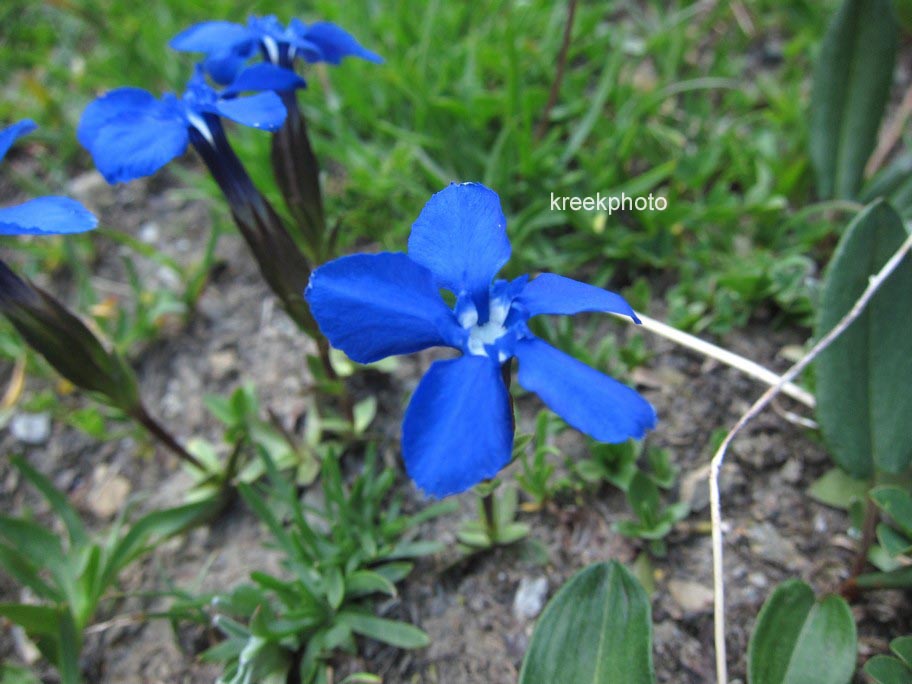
[305,183,657,497]
[1,120,96,235]
[170,15,383,86]
[77,66,297,185]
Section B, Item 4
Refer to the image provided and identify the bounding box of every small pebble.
[9,412,51,445]
[513,576,548,621]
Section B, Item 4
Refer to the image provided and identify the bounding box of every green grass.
[2,0,847,335]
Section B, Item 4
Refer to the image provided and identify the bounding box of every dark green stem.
[131,404,205,472]
[482,488,498,543]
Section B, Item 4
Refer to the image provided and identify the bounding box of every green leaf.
[807,467,871,509]
[815,201,912,476]
[626,471,662,527]
[876,523,912,557]
[11,457,88,547]
[809,0,898,198]
[871,487,912,538]
[335,611,430,649]
[0,603,62,636]
[0,515,65,568]
[892,636,912,668]
[0,663,42,684]
[345,570,397,599]
[352,396,377,434]
[519,561,655,684]
[856,565,912,589]
[102,500,214,587]
[325,566,344,611]
[860,153,912,214]
[863,655,912,684]
[0,542,63,601]
[747,579,856,684]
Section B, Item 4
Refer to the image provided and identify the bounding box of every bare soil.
[1,170,908,683]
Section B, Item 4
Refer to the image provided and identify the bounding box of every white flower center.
[463,298,510,358]
[262,36,280,64]
[186,112,215,146]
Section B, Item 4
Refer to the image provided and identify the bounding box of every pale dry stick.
[865,82,912,178]
[631,313,816,408]
[709,228,912,684]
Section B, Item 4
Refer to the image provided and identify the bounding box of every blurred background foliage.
[0,0,880,333]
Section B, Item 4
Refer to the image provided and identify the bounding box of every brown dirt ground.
[1,171,909,684]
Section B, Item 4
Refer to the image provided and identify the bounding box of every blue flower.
[305,183,657,497]
[77,66,297,185]
[170,15,383,86]
[1,120,96,235]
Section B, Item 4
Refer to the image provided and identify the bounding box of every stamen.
[186,112,215,146]
[262,36,280,64]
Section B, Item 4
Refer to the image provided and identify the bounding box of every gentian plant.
[0,119,204,473]
[171,14,383,264]
[77,66,320,341]
[305,182,657,497]
[169,15,382,85]
[0,120,96,236]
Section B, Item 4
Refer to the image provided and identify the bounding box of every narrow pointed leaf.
[12,456,88,547]
[519,561,655,684]
[809,0,898,198]
[102,499,215,587]
[815,201,912,476]
[747,579,856,684]
[335,611,430,649]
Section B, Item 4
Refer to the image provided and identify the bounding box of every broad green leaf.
[815,201,912,476]
[747,579,856,684]
[809,0,898,198]
[335,611,429,649]
[876,523,912,557]
[863,655,912,684]
[871,487,912,537]
[807,468,871,509]
[892,636,912,668]
[519,561,655,684]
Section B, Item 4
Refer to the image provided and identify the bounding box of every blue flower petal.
[515,337,656,442]
[516,273,640,323]
[408,182,511,303]
[0,119,37,162]
[0,197,97,235]
[291,20,383,64]
[203,50,252,86]
[223,63,306,97]
[169,21,254,54]
[402,356,513,497]
[77,88,161,148]
[214,91,287,131]
[305,252,462,364]
[78,92,189,184]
